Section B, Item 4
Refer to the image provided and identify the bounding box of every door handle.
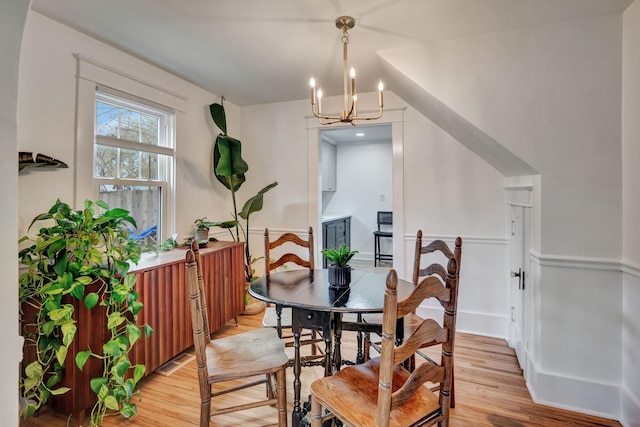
[511,268,525,290]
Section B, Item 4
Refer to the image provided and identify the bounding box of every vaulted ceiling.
[31,0,633,106]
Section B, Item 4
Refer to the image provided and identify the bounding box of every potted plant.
[194,217,210,241]
[194,217,238,245]
[18,199,152,426]
[209,100,278,283]
[321,245,358,288]
[193,217,212,243]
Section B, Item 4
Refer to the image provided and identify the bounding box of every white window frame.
[74,55,184,244]
[93,89,176,243]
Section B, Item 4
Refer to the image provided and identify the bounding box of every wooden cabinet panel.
[322,216,351,267]
[128,242,245,374]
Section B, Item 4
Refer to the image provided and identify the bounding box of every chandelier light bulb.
[310,78,316,88]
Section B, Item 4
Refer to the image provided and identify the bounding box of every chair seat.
[373,230,393,238]
[262,306,293,328]
[206,328,289,381]
[310,357,441,427]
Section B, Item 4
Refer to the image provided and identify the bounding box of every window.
[94,90,175,248]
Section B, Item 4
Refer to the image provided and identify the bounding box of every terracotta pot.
[328,264,351,289]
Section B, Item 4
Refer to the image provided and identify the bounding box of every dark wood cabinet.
[322,216,351,267]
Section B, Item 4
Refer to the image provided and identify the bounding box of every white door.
[508,205,526,366]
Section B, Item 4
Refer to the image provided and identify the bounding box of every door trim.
[306,108,406,277]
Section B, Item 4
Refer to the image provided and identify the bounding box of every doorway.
[506,186,532,370]
[319,124,393,267]
[306,109,405,277]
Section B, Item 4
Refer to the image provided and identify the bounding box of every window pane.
[119,148,140,179]
[140,152,159,180]
[95,145,118,178]
[96,101,118,137]
[119,108,141,142]
[99,185,161,246]
[141,114,159,145]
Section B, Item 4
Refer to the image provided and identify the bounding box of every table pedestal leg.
[356,313,364,364]
[292,317,303,425]
[333,314,343,372]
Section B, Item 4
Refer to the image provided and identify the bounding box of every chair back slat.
[268,232,310,249]
[397,276,450,318]
[416,264,447,282]
[377,211,393,228]
[392,318,448,365]
[269,253,311,271]
[264,227,314,277]
[390,362,446,410]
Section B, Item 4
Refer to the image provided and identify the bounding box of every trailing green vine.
[19,199,153,426]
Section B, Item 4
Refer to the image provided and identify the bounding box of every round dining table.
[248,268,415,426]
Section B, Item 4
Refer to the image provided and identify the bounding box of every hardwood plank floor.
[21,313,621,427]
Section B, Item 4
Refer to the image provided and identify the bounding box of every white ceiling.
[32,0,632,107]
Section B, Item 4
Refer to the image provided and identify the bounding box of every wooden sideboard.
[24,241,245,419]
[127,241,245,376]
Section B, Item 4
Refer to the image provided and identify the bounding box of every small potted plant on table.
[321,245,358,289]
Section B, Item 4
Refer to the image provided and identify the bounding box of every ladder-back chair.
[262,227,324,362]
[185,244,288,426]
[373,211,393,267]
[363,230,462,406]
[310,268,459,426]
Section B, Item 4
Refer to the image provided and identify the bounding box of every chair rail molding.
[530,250,622,272]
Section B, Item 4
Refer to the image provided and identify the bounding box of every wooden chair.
[373,211,393,267]
[262,227,325,362]
[310,268,458,427]
[185,246,289,426]
[363,230,462,406]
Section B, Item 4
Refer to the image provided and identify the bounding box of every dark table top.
[248,269,415,313]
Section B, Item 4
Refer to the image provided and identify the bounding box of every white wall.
[1,1,30,424]
[241,91,509,337]
[17,12,232,241]
[622,2,640,425]
[323,141,393,260]
[379,12,628,421]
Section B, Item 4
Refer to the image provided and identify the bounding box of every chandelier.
[310,16,384,125]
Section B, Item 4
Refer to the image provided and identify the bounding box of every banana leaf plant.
[210,101,278,281]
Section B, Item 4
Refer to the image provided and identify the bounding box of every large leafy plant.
[210,101,278,281]
[19,199,152,426]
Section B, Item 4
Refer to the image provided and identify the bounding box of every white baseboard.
[621,385,640,427]
[523,350,621,422]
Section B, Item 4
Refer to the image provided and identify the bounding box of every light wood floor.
[22,313,621,427]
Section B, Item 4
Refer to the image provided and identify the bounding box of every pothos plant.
[18,199,153,426]
[210,100,278,282]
